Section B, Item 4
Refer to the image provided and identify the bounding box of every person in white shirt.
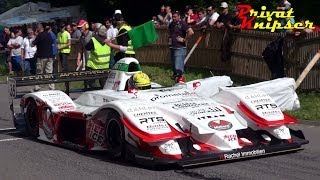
[7,29,23,75]
[104,17,118,67]
[206,5,220,27]
[21,28,37,76]
[105,17,118,40]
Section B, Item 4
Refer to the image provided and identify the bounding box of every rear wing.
[8,70,110,99]
[7,70,109,126]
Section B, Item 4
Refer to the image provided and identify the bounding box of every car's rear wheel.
[106,111,125,158]
[25,99,39,138]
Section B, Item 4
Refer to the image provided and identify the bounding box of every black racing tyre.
[106,111,126,159]
[25,99,39,138]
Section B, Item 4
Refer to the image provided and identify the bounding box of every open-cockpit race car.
[8,58,308,167]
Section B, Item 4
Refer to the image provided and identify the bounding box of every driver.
[127,72,151,90]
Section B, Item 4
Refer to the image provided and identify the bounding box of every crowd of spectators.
[153,3,242,32]
[0,9,131,90]
[0,1,319,87]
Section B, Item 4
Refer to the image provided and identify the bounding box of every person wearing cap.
[216,2,232,29]
[21,28,37,76]
[77,19,93,71]
[76,19,93,89]
[85,25,111,89]
[104,14,135,62]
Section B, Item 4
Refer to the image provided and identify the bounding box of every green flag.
[128,21,158,49]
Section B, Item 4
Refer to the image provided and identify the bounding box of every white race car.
[11,58,308,167]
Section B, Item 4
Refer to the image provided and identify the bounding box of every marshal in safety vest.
[57,31,71,54]
[87,37,111,69]
[119,25,135,55]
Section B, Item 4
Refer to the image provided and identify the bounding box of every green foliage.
[287,91,320,120]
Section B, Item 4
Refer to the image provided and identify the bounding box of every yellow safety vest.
[57,31,71,54]
[87,37,111,69]
[119,25,135,55]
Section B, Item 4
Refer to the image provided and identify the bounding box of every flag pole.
[184,35,203,65]
[295,52,320,90]
[110,31,128,41]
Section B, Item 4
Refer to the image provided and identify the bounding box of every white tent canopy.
[0,2,82,27]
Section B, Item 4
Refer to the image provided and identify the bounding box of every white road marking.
[0,138,22,142]
[0,128,16,131]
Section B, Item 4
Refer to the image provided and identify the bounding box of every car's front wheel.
[25,99,39,138]
[106,111,125,159]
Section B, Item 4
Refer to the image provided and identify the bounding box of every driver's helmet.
[128,72,151,90]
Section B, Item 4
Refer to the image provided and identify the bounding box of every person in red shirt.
[185,6,198,26]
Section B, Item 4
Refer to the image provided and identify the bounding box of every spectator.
[277,0,295,33]
[229,7,242,32]
[77,19,93,89]
[45,26,58,73]
[104,17,118,40]
[152,16,160,26]
[157,5,167,25]
[185,6,198,26]
[93,23,102,34]
[85,25,111,89]
[207,5,220,27]
[104,17,118,68]
[66,24,72,34]
[45,26,58,61]
[0,28,5,50]
[216,2,232,29]
[163,6,173,26]
[277,0,291,11]
[90,22,96,31]
[105,14,135,62]
[77,19,93,72]
[57,23,71,72]
[168,11,194,80]
[71,22,81,39]
[32,23,54,91]
[196,8,207,28]
[2,27,13,75]
[7,28,23,76]
[21,28,37,76]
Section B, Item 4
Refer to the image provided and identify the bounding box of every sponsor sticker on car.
[208,120,233,131]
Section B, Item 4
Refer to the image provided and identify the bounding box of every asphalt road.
[0,84,319,180]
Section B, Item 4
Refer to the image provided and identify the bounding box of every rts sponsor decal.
[208,120,233,131]
[139,117,164,124]
[255,103,277,110]
[221,149,266,160]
